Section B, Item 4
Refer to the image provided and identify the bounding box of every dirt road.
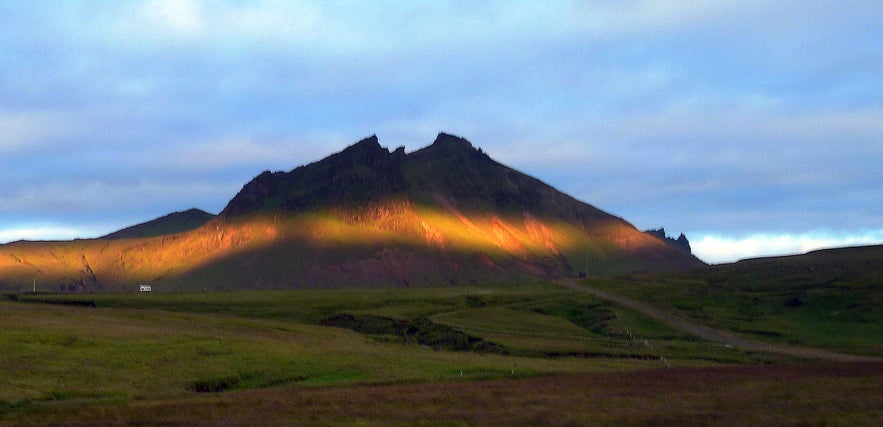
[560,280,880,362]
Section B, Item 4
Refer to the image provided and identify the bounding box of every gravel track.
[561,280,881,362]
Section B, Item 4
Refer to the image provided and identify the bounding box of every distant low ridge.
[102,209,216,240]
[0,132,704,292]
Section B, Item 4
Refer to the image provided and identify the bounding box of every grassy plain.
[2,273,880,425]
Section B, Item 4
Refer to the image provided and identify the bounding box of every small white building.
[139,285,152,293]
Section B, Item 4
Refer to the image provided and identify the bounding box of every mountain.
[102,209,215,239]
[222,134,628,223]
[0,133,704,292]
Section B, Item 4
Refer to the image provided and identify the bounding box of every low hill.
[102,208,215,239]
[686,244,883,293]
[591,244,883,355]
[0,133,703,292]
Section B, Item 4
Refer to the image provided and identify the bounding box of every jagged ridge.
[224,133,619,225]
[644,228,692,255]
[222,135,408,216]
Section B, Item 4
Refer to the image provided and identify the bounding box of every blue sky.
[1,1,881,263]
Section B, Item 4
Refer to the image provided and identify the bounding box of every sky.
[1,1,881,264]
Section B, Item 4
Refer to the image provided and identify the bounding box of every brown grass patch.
[13,361,883,426]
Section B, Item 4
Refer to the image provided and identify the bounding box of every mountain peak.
[433,132,473,148]
[345,134,383,152]
[420,132,485,157]
[327,134,396,168]
[223,132,607,221]
[221,134,406,217]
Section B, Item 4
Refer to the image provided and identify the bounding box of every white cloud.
[139,0,205,34]
[0,179,228,216]
[0,225,107,243]
[160,134,344,173]
[114,1,764,60]
[128,0,321,45]
[0,110,72,153]
[691,229,883,264]
[577,0,753,36]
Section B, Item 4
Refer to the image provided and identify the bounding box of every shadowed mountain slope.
[222,133,616,224]
[221,135,407,217]
[0,133,703,292]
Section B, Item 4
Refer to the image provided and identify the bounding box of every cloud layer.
[2,1,882,262]
[693,229,883,264]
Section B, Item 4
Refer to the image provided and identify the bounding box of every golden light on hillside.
[0,201,680,292]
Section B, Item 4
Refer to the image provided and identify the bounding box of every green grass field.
[2,268,880,425]
[0,283,759,421]
[587,247,883,355]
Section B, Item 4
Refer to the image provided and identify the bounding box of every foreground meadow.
[2,282,880,425]
[13,362,883,426]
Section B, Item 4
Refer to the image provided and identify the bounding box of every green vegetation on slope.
[587,245,883,355]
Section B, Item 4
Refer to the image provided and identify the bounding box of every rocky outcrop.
[645,228,692,255]
[222,135,408,217]
[223,132,617,227]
